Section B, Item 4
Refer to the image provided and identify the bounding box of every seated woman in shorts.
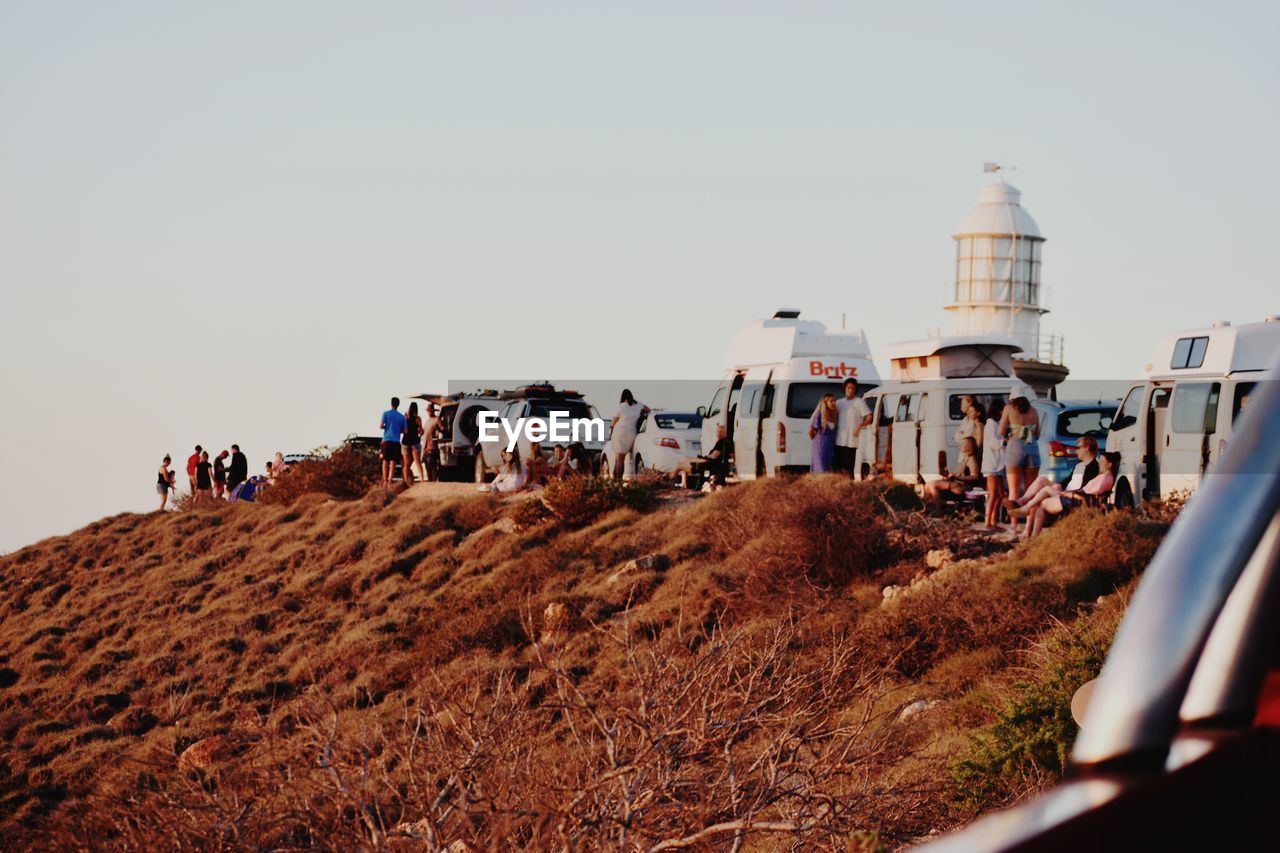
[1016,452,1118,539]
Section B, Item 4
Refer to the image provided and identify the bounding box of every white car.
[602,410,703,476]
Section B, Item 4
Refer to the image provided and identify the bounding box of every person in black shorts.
[379,397,407,486]
[401,401,423,485]
[194,450,214,505]
[213,450,229,500]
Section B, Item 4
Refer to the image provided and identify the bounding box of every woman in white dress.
[980,400,1006,531]
[491,450,527,493]
[610,389,650,479]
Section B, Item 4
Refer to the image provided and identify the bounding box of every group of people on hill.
[155,445,263,510]
[922,392,1117,539]
[379,397,444,486]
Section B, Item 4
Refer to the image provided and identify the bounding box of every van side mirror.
[696,406,706,417]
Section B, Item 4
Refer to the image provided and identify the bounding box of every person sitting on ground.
[556,442,589,478]
[1004,435,1100,529]
[524,441,550,487]
[1017,451,1118,539]
[491,449,528,493]
[264,460,274,485]
[924,437,982,513]
[548,444,567,476]
[273,451,287,480]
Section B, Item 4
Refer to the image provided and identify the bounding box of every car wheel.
[474,451,488,484]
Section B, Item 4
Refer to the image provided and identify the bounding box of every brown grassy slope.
[0,477,1165,849]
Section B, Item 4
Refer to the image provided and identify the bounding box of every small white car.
[602,410,703,476]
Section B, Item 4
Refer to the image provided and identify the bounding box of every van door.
[891,393,921,484]
[700,382,729,456]
[874,393,898,477]
[1161,382,1220,497]
[1144,386,1171,499]
[734,380,765,480]
[1107,384,1144,506]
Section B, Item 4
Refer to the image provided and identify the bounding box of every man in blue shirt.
[380,397,407,486]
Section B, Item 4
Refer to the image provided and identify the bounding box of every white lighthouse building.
[946,175,1068,394]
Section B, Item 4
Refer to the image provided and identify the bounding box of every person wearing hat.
[998,386,1040,529]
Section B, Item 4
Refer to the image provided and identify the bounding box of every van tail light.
[777,423,786,453]
[657,437,680,449]
[1048,440,1076,458]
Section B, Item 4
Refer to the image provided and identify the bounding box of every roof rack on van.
[773,308,801,319]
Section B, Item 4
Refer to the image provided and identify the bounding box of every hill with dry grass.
[0,476,1168,850]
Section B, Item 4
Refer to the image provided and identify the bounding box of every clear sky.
[1,1,1277,553]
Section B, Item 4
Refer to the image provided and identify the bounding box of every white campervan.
[700,310,879,479]
[1106,317,1280,506]
[854,336,1035,486]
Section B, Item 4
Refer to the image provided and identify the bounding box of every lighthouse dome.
[954,182,1041,239]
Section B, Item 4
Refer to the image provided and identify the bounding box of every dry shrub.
[870,511,1163,677]
[258,446,379,504]
[511,495,554,530]
[437,494,503,534]
[702,476,891,593]
[60,619,902,851]
[540,477,659,527]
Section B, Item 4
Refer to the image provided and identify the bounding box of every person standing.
[227,444,248,494]
[422,403,442,482]
[980,401,1007,531]
[380,397,407,487]
[834,378,872,476]
[999,389,1041,516]
[194,450,214,505]
[186,445,202,494]
[809,394,838,473]
[401,401,424,485]
[610,389,650,479]
[157,454,174,511]
[213,450,229,500]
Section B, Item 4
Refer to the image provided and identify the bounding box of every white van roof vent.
[1211,320,1231,328]
[773,309,801,319]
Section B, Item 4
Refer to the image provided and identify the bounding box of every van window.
[1233,383,1256,423]
[1171,336,1210,370]
[740,385,760,416]
[1112,386,1143,431]
[760,384,775,418]
[878,394,898,427]
[706,388,725,419]
[1170,382,1220,435]
[948,393,1008,421]
[897,394,919,423]
[785,381,843,419]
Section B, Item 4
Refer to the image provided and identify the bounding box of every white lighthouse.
[946,171,1068,394]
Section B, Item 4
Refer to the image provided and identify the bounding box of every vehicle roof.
[871,376,1035,393]
[1144,318,1280,379]
[880,334,1021,361]
[724,311,874,369]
